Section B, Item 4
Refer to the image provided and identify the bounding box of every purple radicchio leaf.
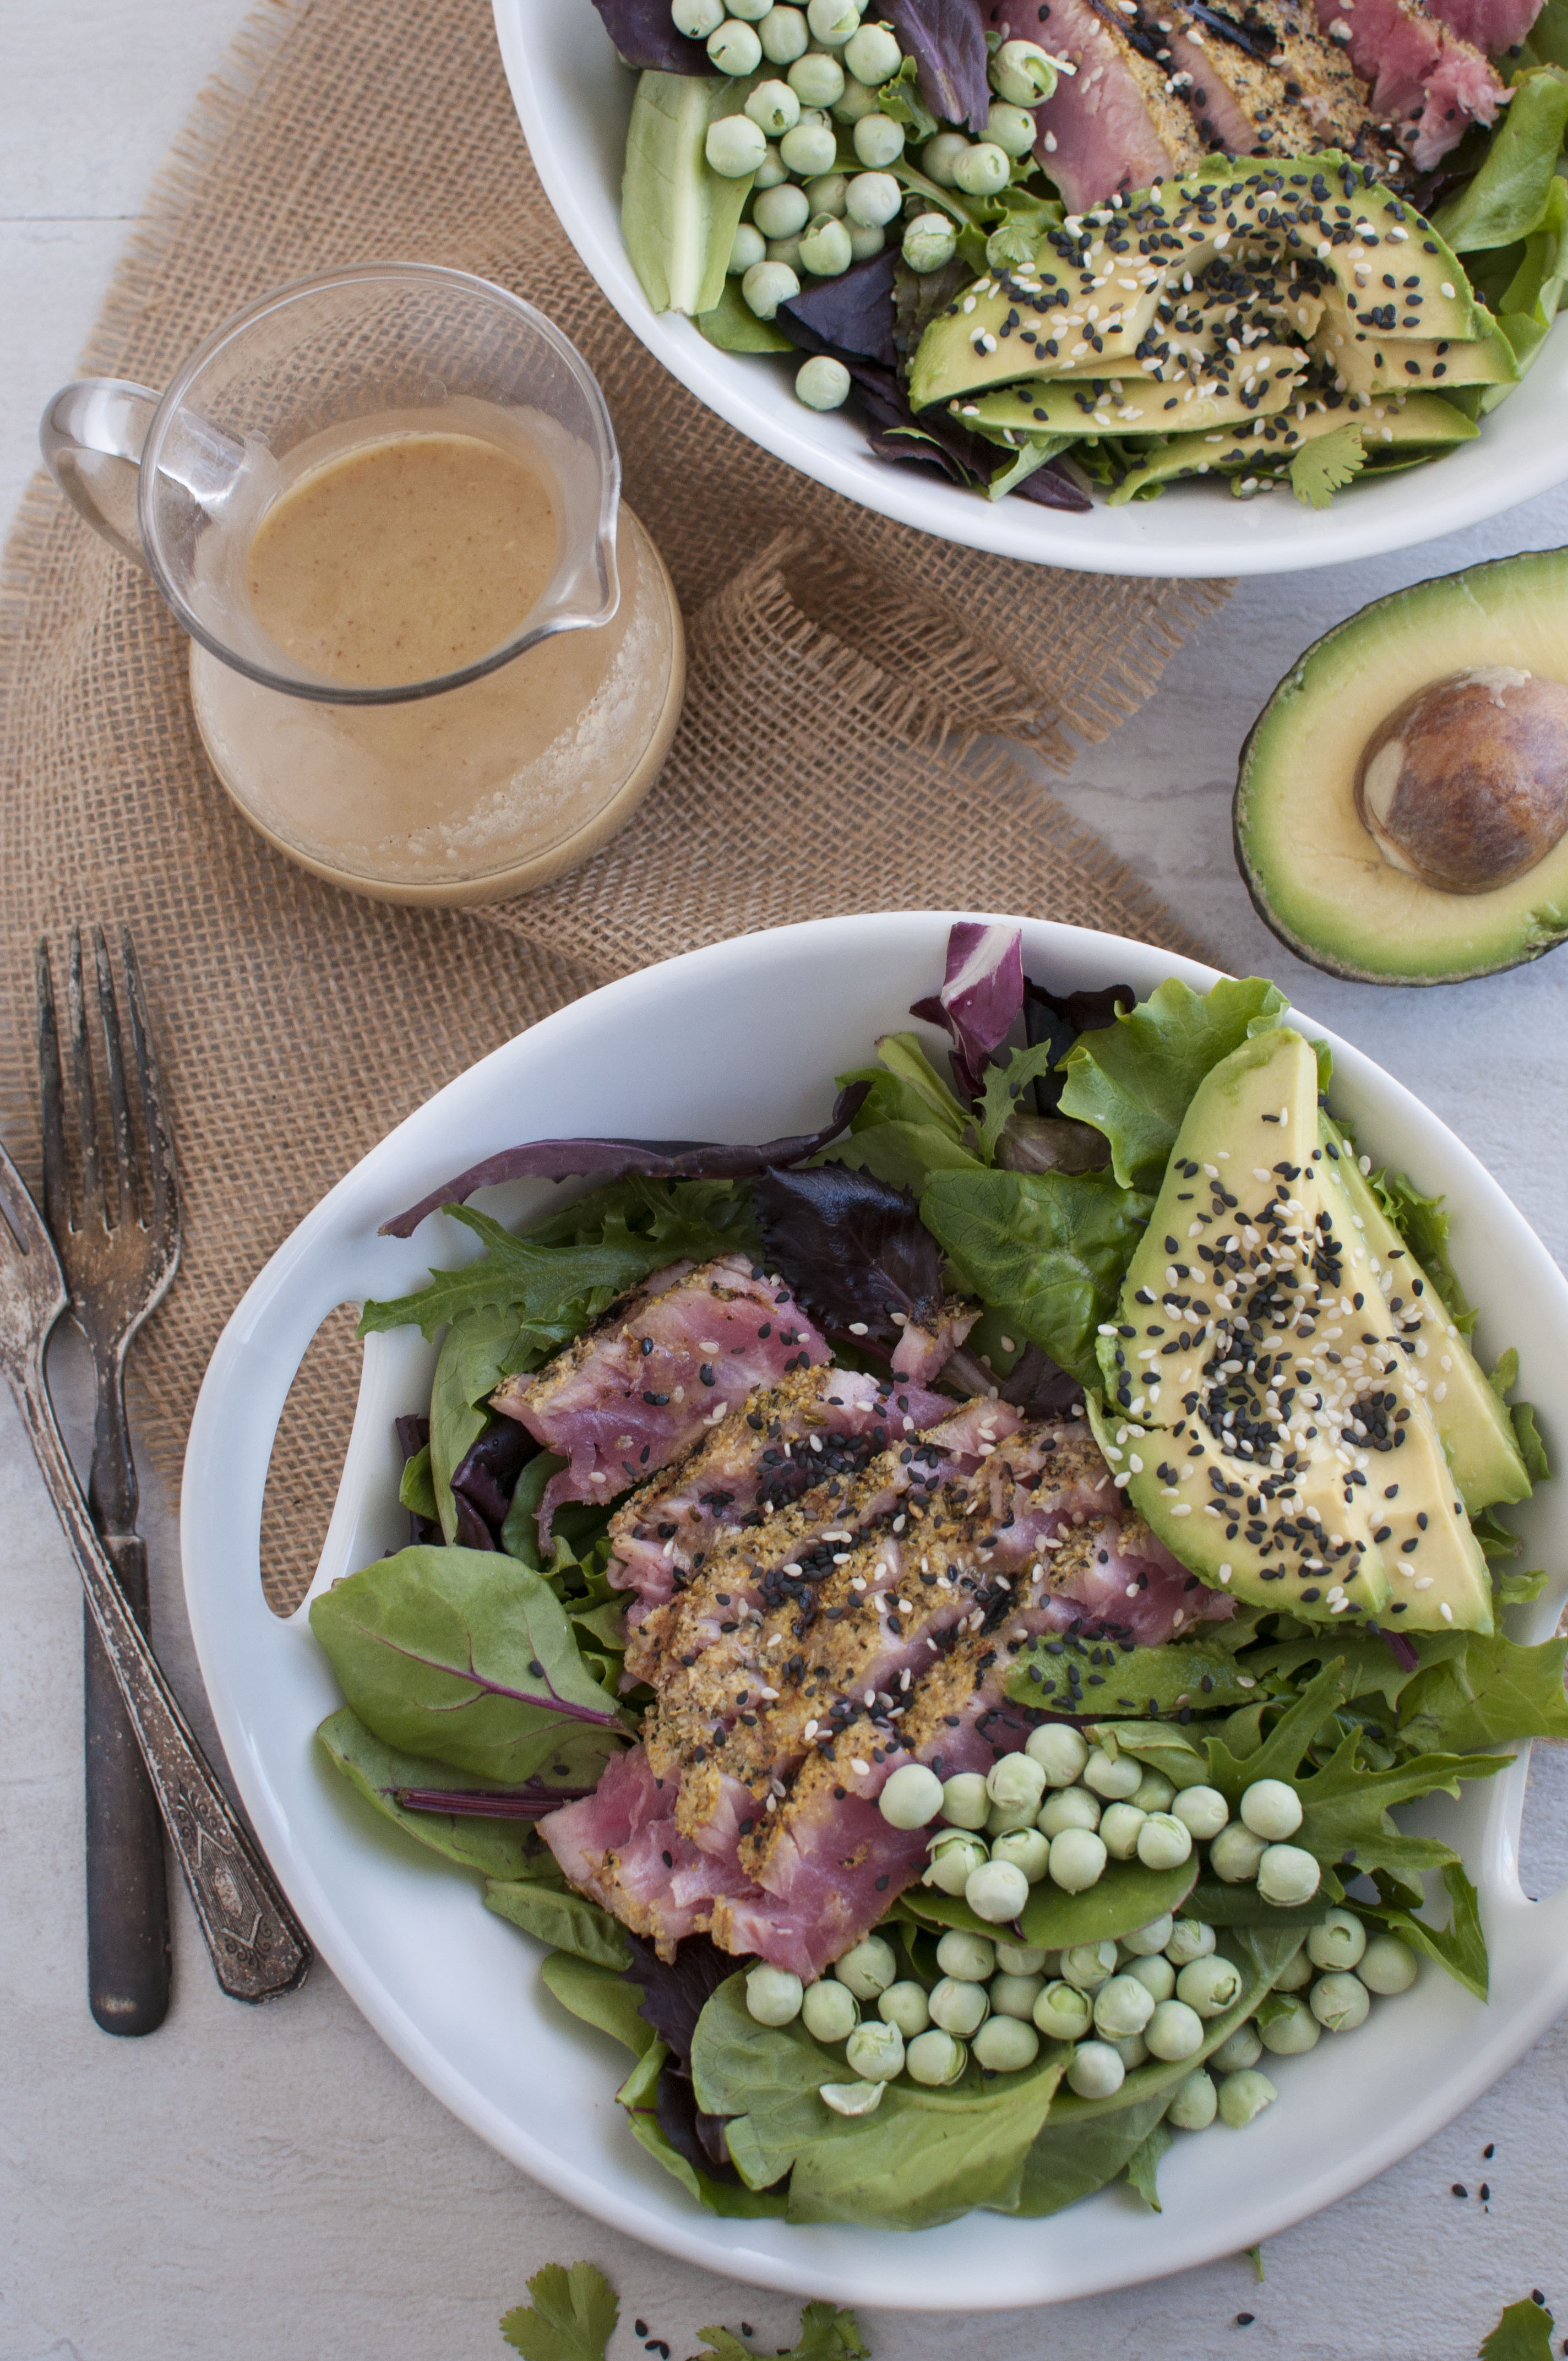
[776,250,901,368]
[1382,1630,1421,1674]
[1022,976,1135,1115]
[656,2057,745,2182]
[1012,460,1094,514]
[625,1930,743,2064]
[449,1413,536,1553]
[885,0,992,131]
[380,1082,869,1237]
[394,1780,594,1818]
[587,0,710,71]
[910,921,1025,1105]
[751,1164,945,1353]
[998,1340,1083,1418]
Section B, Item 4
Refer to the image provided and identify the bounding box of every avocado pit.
[1353,668,1568,896]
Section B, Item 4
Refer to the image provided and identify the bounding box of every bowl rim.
[181,910,1568,2307]
[492,0,1568,579]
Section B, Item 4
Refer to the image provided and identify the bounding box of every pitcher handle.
[40,378,162,572]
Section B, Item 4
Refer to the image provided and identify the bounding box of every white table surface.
[6,8,1568,2357]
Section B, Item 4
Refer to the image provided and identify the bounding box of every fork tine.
[119,928,179,1250]
[66,928,104,1227]
[91,926,134,1233]
[0,1134,60,1271]
[36,939,72,1241]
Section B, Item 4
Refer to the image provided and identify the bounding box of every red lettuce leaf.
[751,1163,945,1352]
[589,0,711,71]
[450,1413,536,1553]
[380,1082,869,1237]
[776,250,901,367]
[911,920,1025,1103]
[885,0,992,130]
[1022,976,1134,1114]
[999,1340,1083,1418]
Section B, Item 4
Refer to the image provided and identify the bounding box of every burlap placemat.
[0,0,1228,1611]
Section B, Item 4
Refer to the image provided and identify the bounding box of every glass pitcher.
[41,264,684,904]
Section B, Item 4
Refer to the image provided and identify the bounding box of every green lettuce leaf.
[694,2304,872,2361]
[1055,975,1289,1186]
[1366,1166,1478,1334]
[1496,1566,1549,1606]
[499,2261,617,2361]
[309,1545,625,1783]
[919,1167,1154,1388]
[1479,2297,1556,2361]
[1431,67,1568,252]
[539,1952,656,2057]
[485,1878,633,1969]
[314,1706,549,1880]
[622,71,755,317]
[1511,1401,1550,1483]
[692,1973,1064,2227]
[1396,1630,1568,1754]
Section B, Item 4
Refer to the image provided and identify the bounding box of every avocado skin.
[1233,548,1568,987]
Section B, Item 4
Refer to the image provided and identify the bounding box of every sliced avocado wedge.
[1098,1026,1496,1635]
[1316,309,1520,395]
[955,358,1302,438]
[1234,547,1568,984]
[907,157,1480,414]
[1106,393,1475,503]
[1320,1117,1529,1516]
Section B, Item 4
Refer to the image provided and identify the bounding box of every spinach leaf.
[622,71,756,318]
[314,1707,552,1880]
[697,279,795,351]
[399,1444,439,1525]
[1015,2093,1173,2219]
[1368,1862,1489,2001]
[692,1973,1064,2227]
[900,1856,1199,1951]
[1009,1639,1262,1719]
[1124,2119,1173,2211]
[498,2260,618,2361]
[486,1879,633,1968]
[540,1952,656,2055]
[309,1546,625,1783]
[1395,1630,1568,1754]
[1056,975,1289,1187]
[617,2041,790,2218]
[428,1302,535,1542]
[1431,67,1568,251]
[920,1168,1154,1389]
[694,2305,870,2361]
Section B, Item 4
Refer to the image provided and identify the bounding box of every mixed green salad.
[591,0,1568,508]
[308,938,1566,2231]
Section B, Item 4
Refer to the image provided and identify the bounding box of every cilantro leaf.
[1288,422,1366,510]
[1478,2296,1556,2361]
[1370,1862,1489,2001]
[499,2261,617,2361]
[1056,975,1288,1187]
[692,2303,872,2361]
[1397,1630,1568,1754]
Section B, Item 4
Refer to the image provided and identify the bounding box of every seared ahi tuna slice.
[917,1394,1026,1464]
[1424,0,1543,51]
[890,1294,981,1384]
[1309,0,1505,165]
[1031,0,1207,211]
[494,1254,830,1546]
[1145,0,1408,182]
[541,1744,766,1952]
[607,1364,949,1631]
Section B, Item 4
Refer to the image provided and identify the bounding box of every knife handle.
[83,1533,171,2035]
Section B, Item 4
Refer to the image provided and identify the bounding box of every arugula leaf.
[1124,2120,1173,2211]
[1010,1638,1261,1718]
[309,1546,625,1785]
[693,2304,872,2361]
[878,50,938,140]
[486,1879,633,1969]
[692,1973,1064,2227]
[1396,1630,1568,1754]
[1368,1166,1478,1335]
[919,1168,1153,1389]
[1478,2297,1556,2361]
[1289,422,1366,510]
[498,2261,617,2361]
[1431,66,1568,251]
[315,1707,553,1880]
[622,72,755,318]
[974,1043,1075,1160]
[1370,1862,1489,2001]
[1056,976,1289,1187]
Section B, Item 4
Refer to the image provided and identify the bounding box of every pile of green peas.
[675,0,1064,412]
[742,1901,1420,2125]
[865,1723,1328,1923]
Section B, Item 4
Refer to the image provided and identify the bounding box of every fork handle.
[17,1378,312,2003]
[83,1534,172,2034]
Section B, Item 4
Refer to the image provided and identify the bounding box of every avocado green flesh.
[1106,394,1474,502]
[1317,310,1520,395]
[1322,1117,1530,1515]
[1234,547,1568,984]
[959,360,1300,437]
[908,159,1480,415]
[1098,1027,1494,1634]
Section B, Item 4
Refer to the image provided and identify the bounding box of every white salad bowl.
[493,0,1568,578]
[183,911,1568,2309]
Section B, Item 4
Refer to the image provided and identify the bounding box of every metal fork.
[27,927,310,2008]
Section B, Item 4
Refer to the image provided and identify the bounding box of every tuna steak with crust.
[1423,0,1543,50]
[1031,0,1208,210]
[493,1254,830,1547]
[1309,0,1507,164]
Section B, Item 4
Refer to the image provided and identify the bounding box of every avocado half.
[1233,547,1568,985]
